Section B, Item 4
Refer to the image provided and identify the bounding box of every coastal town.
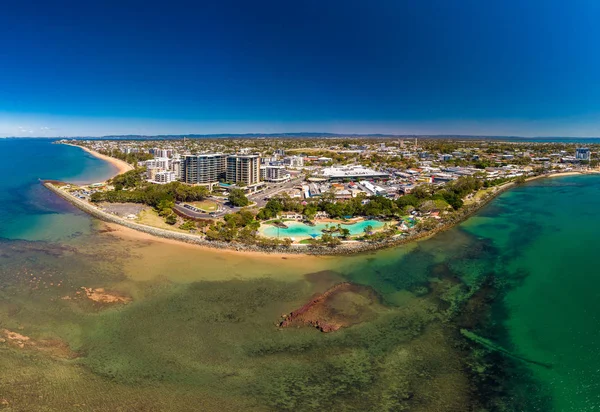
[48,136,598,253]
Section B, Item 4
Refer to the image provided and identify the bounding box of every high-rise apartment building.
[576,147,591,161]
[170,156,183,181]
[226,154,260,186]
[182,154,227,187]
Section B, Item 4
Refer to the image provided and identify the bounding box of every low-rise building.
[322,165,389,181]
[154,171,176,184]
[284,155,304,168]
[260,165,291,183]
[360,180,387,195]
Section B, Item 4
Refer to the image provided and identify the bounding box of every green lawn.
[189,200,219,212]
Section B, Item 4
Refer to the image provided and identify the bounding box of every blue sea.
[0,138,117,241]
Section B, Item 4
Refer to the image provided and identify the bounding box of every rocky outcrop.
[0,329,78,359]
[279,282,380,332]
[80,287,132,304]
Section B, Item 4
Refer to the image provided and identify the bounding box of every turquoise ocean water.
[0,138,117,241]
[260,219,385,238]
[462,175,600,411]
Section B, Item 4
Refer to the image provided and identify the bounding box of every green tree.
[179,220,197,231]
[303,203,318,221]
[111,168,145,190]
[515,175,526,185]
[165,214,177,225]
[156,199,175,216]
[340,227,351,239]
[228,188,250,207]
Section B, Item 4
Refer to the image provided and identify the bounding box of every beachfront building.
[182,153,227,188]
[227,154,261,186]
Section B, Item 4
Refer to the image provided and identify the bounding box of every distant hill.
[66,133,529,140]
[5,134,600,142]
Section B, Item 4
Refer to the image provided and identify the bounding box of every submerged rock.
[80,287,132,304]
[279,282,381,332]
[1,329,78,359]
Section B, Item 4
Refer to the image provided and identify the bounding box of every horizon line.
[3,132,600,140]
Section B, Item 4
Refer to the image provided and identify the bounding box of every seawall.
[41,175,548,256]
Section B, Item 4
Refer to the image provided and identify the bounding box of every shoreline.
[45,145,599,256]
[64,143,133,177]
[42,171,587,257]
[100,221,317,260]
[44,181,319,258]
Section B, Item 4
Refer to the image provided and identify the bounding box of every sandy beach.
[101,221,318,261]
[66,170,597,258]
[65,143,133,177]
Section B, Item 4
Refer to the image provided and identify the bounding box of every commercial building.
[321,165,389,181]
[226,154,260,186]
[360,180,387,195]
[182,154,227,188]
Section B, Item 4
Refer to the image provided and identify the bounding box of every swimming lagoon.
[259,219,386,239]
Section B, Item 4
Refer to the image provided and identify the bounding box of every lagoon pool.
[260,219,386,239]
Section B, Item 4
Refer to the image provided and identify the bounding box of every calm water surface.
[0,138,117,241]
[0,139,598,411]
[260,219,385,238]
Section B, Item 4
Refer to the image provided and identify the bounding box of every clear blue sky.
[1,0,600,137]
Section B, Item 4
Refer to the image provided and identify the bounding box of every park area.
[188,200,220,212]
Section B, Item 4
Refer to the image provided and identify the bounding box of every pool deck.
[258,218,394,241]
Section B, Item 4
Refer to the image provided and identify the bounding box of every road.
[175,176,304,219]
[249,177,304,207]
